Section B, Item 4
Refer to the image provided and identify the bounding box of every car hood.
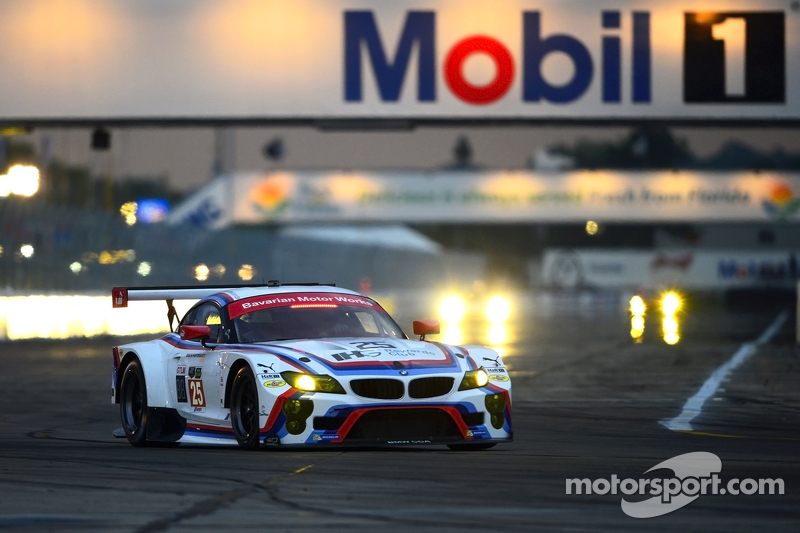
[263,337,466,373]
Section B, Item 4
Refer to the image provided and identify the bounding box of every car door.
[169,302,225,424]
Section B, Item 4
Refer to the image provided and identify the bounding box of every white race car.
[111,284,512,450]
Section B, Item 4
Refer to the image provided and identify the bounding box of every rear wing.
[111,283,335,331]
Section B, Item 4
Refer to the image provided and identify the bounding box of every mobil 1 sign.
[0,0,796,121]
[343,0,795,119]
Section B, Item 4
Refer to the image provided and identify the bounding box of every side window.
[182,303,222,342]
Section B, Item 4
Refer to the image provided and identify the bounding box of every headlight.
[281,371,345,394]
[458,368,489,390]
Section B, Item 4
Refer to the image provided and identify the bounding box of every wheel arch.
[224,358,255,409]
[116,342,172,409]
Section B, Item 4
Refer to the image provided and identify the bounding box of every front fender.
[116,339,173,409]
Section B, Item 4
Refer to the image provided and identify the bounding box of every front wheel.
[230,366,261,450]
[120,360,149,447]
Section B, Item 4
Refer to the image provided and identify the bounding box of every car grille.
[344,408,461,442]
[408,377,455,399]
[349,379,404,400]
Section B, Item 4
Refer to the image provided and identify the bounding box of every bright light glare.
[296,375,316,391]
[0,165,39,197]
[631,315,645,331]
[20,244,34,258]
[443,325,462,345]
[195,264,210,281]
[69,262,83,274]
[630,295,646,316]
[0,295,197,341]
[212,264,226,276]
[238,264,254,281]
[0,245,4,257]
[475,369,489,387]
[120,202,138,226]
[488,324,506,345]
[664,332,680,345]
[485,296,510,324]
[663,316,678,335]
[137,262,152,277]
[439,296,465,324]
[585,220,599,235]
[662,293,680,316]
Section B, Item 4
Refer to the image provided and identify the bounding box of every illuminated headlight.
[458,368,489,391]
[662,293,680,317]
[440,296,465,324]
[281,371,345,394]
[485,296,510,324]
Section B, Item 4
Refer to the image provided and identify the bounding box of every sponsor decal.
[257,363,276,372]
[258,373,281,381]
[486,368,506,374]
[228,292,377,319]
[386,440,433,444]
[264,435,281,447]
[176,366,186,376]
[263,380,287,388]
[176,376,188,403]
[350,341,396,350]
[490,374,510,382]
[189,379,206,408]
[330,348,439,362]
[186,353,206,358]
[483,356,502,367]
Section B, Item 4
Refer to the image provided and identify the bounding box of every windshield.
[228,293,405,343]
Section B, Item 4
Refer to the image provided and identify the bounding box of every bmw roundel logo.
[399,370,409,376]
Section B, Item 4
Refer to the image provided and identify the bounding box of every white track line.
[660,311,788,432]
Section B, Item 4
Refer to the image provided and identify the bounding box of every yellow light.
[195,264,210,282]
[630,295,646,316]
[632,315,645,331]
[662,293,680,317]
[485,296,510,324]
[238,264,254,281]
[664,332,680,345]
[585,220,599,235]
[663,316,678,335]
[488,324,506,345]
[137,262,151,277]
[0,245,4,257]
[2,165,40,197]
[69,262,83,274]
[120,202,138,226]
[212,264,226,276]
[19,244,34,258]
[296,375,316,391]
[439,296,465,324]
[443,325,462,345]
[476,369,489,387]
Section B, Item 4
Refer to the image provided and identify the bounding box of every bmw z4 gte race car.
[111,284,512,450]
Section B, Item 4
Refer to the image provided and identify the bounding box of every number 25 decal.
[189,379,206,407]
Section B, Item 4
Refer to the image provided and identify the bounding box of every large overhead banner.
[0,0,796,121]
[168,170,800,227]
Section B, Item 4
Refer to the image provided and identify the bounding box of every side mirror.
[180,325,211,342]
[412,319,440,341]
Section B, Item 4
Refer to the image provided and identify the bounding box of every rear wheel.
[231,366,261,450]
[120,360,149,447]
[447,443,496,451]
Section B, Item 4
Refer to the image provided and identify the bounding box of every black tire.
[447,443,496,451]
[230,366,261,450]
[120,360,149,447]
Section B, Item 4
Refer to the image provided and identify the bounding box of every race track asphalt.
[0,298,798,532]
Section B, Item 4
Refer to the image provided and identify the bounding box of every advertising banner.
[168,170,800,227]
[0,0,797,121]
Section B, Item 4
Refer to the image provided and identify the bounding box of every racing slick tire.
[120,360,150,447]
[230,365,261,450]
[447,443,496,451]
